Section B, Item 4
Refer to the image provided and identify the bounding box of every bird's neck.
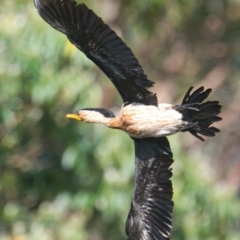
[106,116,123,129]
[83,114,122,129]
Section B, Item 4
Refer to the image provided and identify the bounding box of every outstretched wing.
[34,0,157,105]
[126,137,174,240]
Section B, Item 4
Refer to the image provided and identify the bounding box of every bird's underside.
[123,86,221,141]
[34,0,222,239]
[107,103,183,138]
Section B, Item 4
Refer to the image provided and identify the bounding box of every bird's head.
[66,108,115,124]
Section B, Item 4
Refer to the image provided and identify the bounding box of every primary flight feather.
[34,0,222,239]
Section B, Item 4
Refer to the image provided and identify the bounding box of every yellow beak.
[66,113,82,121]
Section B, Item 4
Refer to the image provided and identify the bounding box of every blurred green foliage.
[0,0,240,239]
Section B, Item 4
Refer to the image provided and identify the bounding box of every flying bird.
[34,0,222,239]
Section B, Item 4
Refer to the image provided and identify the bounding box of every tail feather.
[177,86,222,141]
[182,86,212,104]
[192,106,221,119]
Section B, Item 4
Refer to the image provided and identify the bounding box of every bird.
[34,0,222,239]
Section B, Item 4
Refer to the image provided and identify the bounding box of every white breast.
[119,103,184,138]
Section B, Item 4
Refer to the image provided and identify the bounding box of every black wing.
[126,137,174,240]
[34,0,158,105]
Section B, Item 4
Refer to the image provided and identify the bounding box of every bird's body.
[116,103,183,138]
[34,0,222,239]
[78,103,183,138]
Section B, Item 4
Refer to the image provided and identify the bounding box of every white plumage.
[119,103,184,138]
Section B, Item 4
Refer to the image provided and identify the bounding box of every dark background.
[0,0,240,239]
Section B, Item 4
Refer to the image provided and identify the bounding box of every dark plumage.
[126,138,173,240]
[81,108,116,118]
[175,86,221,141]
[34,0,157,106]
[34,0,222,239]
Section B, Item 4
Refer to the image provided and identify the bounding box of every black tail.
[175,86,222,141]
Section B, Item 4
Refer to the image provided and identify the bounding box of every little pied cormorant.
[34,0,222,239]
